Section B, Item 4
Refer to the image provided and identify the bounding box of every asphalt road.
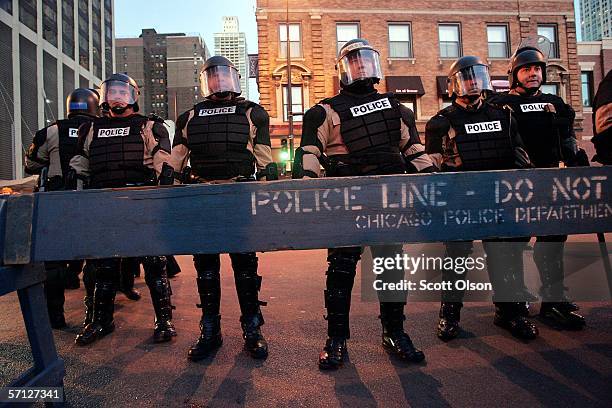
[1,246,611,407]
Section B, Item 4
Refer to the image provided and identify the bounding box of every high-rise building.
[116,29,210,121]
[0,0,114,180]
[214,16,249,99]
[580,0,612,40]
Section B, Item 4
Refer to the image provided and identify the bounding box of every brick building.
[256,0,582,163]
[577,38,612,142]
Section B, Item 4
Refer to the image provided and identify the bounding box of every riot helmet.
[66,88,100,118]
[508,35,550,91]
[100,73,140,114]
[199,56,242,98]
[336,39,383,87]
[447,56,492,99]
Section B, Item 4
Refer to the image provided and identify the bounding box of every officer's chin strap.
[516,82,540,96]
[110,105,128,114]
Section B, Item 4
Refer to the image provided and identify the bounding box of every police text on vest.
[69,128,78,137]
[98,127,131,138]
[465,121,502,134]
[350,98,391,117]
[198,106,237,116]
[520,103,548,112]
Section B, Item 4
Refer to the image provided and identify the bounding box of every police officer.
[170,56,274,360]
[25,88,100,328]
[293,39,436,369]
[489,38,586,330]
[70,73,177,345]
[426,56,539,341]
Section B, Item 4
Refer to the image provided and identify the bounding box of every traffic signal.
[280,138,290,161]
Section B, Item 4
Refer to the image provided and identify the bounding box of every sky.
[114,0,259,98]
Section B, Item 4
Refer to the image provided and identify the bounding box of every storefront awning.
[386,76,425,96]
[491,76,510,93]
[437,76,449,96]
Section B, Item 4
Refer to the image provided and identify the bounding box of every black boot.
[75,282,116,346]
[120,258,141,301]
[145,263,177,343]
[437,302,462,341]
[231,253,269,359]
[189,256,222,361]
[83,296,93,327]
[539,302,585,330]
[318,337,347,370]
[380,303,425,363]
[494,303,539,341]
[241,311,268,359]
[188,315,223,361]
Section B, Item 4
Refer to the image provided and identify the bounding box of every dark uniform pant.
[442,238,530,314]
[533,235,568,302]
[325,245,407,338]
[193,252,264,324]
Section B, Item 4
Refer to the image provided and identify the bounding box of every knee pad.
[143,256,167,285]
[196,268,221,295]
[194,254,221,273]
[230,252,258,272]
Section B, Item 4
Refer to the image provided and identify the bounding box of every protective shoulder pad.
[248,103,270,127]
[303,104,327,128]
[425,114,451,136]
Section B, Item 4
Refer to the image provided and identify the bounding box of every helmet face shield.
[200,65,241,97]
[448,65,492,97]
[100,80,138,107]
[337,48,383,86]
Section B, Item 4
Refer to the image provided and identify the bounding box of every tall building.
[580,0,612,40]
[0,0,114,180]
[256,0,583,165]
[214,16,249,99]
[116,29,210,121]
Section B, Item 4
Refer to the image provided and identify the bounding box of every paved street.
[1,246,611,407]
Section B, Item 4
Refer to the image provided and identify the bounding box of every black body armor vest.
[491,92,567,167]
[88,115,153,188]
[186,99,255,179]
[55,115,93,177]
[440,102,515,171]
[324,91,405,176]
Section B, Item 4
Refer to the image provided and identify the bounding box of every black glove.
[159,162,175,185]
[64,168,77,190]
[257,163,279,181]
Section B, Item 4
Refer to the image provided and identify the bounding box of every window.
[42,0,58,47]
[336,23,359,54]
[279,23,302,58]
[282,85,303,122]
[537,25,559,58]
[399,97,417,117]
[540,84,558,95]
[388,24,412,58]
[62,0,74,59]
[581,72,593,107]
[487,25,509,58]
[439,24,461,58]
[19,0,37,32]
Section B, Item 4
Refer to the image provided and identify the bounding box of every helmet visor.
[200,65,241,97]
[337,48,383,86]
[516,35,552,61]
[100,80,138,106]
[448,65,492,97]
